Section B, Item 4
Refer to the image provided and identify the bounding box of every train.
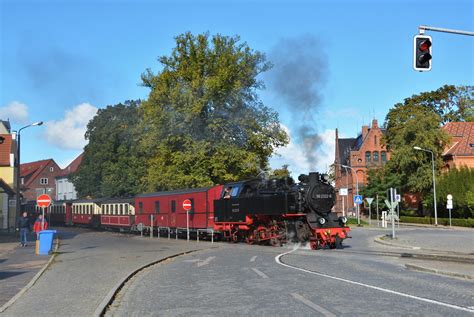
[23,172,350,250]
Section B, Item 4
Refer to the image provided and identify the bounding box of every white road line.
[275,246,474,314]
[291,293,336,317]
[250,256,257,262]
[197,256,215,267]
[251,268,269,279]
[183,259,201,263]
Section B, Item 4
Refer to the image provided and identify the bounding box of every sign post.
[36,194,52,230]
[385,196,399,239]
[354,195,363,226]
[339,188,348,217]
[183,199,192,242]
[395,193,401,229]
[447,194,453,227]
[366,198,374,226]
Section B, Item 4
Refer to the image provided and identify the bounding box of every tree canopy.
[140,32,288,191]
[70,100,146,197]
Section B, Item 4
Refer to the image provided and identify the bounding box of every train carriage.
[100,198,135,230]
[48,201,73,226]
[134,185,223,232]
[71,199,103,228]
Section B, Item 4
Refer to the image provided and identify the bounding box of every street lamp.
[341,164,360,225]
[413,146,438,226]
[15,121,43,222]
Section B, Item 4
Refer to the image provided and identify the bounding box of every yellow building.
[0,120,17,231]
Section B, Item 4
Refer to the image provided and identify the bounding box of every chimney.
[362,125,369,139]
[372,119,378,129]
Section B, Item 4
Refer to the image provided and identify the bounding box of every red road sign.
[37,194,52,208]
[182,199,192,211]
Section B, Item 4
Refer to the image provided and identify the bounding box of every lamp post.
[15,122,43,221]
[341,164,360,225]
[413,146,438,226]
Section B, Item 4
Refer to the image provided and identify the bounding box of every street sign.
[354,195,363,204]
[137,223,144,232]
[447,194,453,200]
[366,197,374,205]
[183,199,192,211]
[384,200,398,210]
[447,200,453,209]
[339,188,348,196]
[36,194,52,208]
[395,194,401,202]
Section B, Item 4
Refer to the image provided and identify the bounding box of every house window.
[365,151,371,163]
[50,167,54,172]
[381,151,387,163]
[171,200,176,213]
[40,178,48,185]
[373,151,379,162]
[155,201,160,213]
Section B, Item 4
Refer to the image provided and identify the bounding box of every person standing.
[16,212,31,247]
[33,214,48,239]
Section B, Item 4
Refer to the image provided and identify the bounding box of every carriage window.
[138,202,143,214]
[155,201,160,213]
[171,200,176,213]
[120,204,123,215]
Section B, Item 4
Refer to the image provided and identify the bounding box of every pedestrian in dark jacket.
[16,212,30,247]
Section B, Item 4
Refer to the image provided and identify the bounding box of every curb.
[93,248,208,317]
[405,264,474,280]
[373,236,474,263]
[0,236,60,313]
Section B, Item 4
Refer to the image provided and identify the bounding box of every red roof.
[20,159,52,177]
[0,134,13,166]
[442,122,474,156]
[57,153,83,177]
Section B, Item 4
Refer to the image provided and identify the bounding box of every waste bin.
[38,230,57,255]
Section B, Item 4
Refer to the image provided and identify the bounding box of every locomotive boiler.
[213,172,350,249]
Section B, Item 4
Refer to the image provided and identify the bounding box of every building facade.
[20,159,62,202]
[0,120,17,230]
[56,153,83,200]
[442,122,474,170]
[334,119,390,215]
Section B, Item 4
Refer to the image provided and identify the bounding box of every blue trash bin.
[38,230,57,255]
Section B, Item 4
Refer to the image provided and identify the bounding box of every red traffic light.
[419,39,431,52]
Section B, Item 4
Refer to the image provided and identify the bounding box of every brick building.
[334,119,390,215]
[442,122,474,170]
[20,159,62,202]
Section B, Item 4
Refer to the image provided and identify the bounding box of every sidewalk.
[0,233,51,308]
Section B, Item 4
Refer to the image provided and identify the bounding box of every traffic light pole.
[419,25,474,36]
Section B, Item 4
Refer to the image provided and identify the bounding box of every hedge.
[400,216,474,228]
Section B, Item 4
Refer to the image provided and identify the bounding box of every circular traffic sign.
[447,194,453,200]
[37,194,52,208]
[183,199,192,211]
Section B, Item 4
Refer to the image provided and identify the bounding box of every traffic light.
[413,35,432,71]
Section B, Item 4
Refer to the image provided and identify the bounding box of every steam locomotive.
[214,172,350,249]
[24,172,350,250]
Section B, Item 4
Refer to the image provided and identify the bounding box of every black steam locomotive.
[214,172,350,249]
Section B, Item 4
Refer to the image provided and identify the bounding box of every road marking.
[197,256,215,267]
[250,256,257,262]
[183,259,201,263]
[291,293,336,317]
[251,268,269,279]
[275,245,474,314]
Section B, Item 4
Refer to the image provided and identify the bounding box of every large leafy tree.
[360,168,401,210]
[140,32,288,191]
[71,100,146,197]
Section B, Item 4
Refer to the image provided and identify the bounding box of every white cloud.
[0,101,29,124]
[44,103,98,150]
[270,125,336,177]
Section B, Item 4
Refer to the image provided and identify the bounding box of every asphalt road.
[106,227,474,317]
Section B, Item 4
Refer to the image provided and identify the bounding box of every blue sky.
[1,0,473,176]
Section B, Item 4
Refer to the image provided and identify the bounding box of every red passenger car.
[134,186,223,232]
[71,199,103,228]
[100,198,135,230]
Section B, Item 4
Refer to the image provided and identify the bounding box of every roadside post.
[366,198,374,226]
[339,188,348,217]
[376,194,379,227]
[447,194,453,227]
[395,192,401,229]
[183,199,192,242]
[385,188,399,239]
[137,223,144,238]
[37,194,52,230]
[354,195,363,225]
[150,214,154,238]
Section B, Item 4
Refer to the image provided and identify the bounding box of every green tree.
[383,92,450,196]
[140,32,288,191]
[425,167,474,218]
[360,168,402,210]
[70,100,146,197]
[270,165,291,178]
